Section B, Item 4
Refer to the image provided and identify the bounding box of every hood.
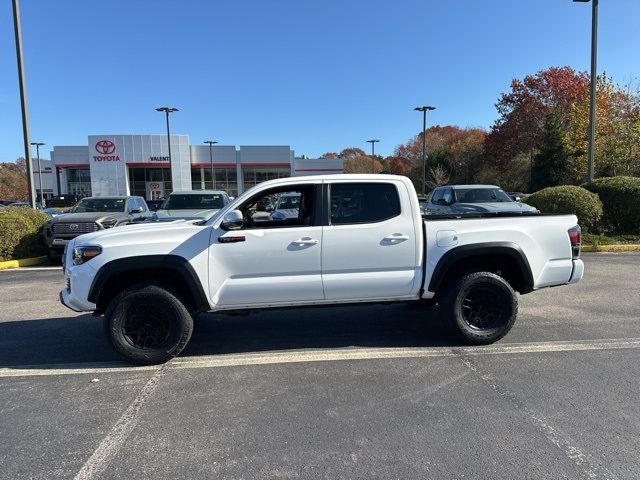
[155,208,220,219]
[74,219,201,246]
[453,202,538,213]
[51,212,128,223]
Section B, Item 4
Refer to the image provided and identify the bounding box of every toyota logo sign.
[69,224,78,231]
[95,140,116,155]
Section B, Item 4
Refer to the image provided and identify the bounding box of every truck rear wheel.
[104,284,194,365]
[441,271,517,344]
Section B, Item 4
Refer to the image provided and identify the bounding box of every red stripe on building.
[241,163,290,167]
[126,162,171,167]
[295,168,344,172]
[190,163,237,168]
[55,164,90,168]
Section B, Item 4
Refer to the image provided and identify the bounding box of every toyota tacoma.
[60,175,584,365]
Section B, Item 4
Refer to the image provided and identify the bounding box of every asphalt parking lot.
[1,253,639,479]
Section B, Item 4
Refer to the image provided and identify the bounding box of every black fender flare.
[427,242,534,294]
[87,255,210,312]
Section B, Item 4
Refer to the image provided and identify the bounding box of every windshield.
[455,188,513,203]
[71,198,126,213]
[276,195,301,210]
[162,194,225,210]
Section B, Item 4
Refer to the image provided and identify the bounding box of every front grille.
[53,222,99,234]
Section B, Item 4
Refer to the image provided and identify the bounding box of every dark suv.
[43,196,149,259]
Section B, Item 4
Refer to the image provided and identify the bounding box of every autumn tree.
[319,152,338,159]
[343,156,384,174]
[565,76,640,180]
[485,67,589,169]
[0,158,28,201]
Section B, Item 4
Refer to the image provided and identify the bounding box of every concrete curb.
[0,255,48,270]
[582,244,640,253]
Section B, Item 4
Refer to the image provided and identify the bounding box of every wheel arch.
[88,255,210,314]
[428,242,534,296]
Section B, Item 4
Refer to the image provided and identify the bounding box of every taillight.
[568,225,581,259]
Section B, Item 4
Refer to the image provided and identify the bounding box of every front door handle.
[292,237,318,245]
[383,233,410,243]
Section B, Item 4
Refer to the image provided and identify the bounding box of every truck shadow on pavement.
[0,303,455,368]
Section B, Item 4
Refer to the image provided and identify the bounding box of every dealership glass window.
[66,168,92,198]
[127,167,171,199]
[242,167,290,192]
[191,168,202,190]
[194,167,238,197]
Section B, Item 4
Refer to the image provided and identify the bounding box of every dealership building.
[45,134,343,200]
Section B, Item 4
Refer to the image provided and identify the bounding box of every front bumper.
[568,259,584,284]
[59,247,98,312]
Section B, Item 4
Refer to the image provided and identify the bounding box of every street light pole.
[203,140,218,189]
[12,0,36,208]
[366,139,379,173]
[574,0,598,183]
[414,106,435,195]
[30,142,45,207]
[156,107,178,191]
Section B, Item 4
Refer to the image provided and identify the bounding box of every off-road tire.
[104,283,194,365]
[440,271,518,344]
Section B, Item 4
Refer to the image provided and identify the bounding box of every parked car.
[60,174,583,365]
[154,190,230,220]
[146,199,165,212]
[507,191,528,202]
[425,184,539,215]
[43,196,149,260]
[269,192,302,220]
[48,194,80,208]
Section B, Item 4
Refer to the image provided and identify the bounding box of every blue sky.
[1,0,638,161]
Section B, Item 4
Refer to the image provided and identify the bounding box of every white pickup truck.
[60,174,584,365]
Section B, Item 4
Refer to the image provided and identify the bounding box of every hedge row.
[0,207,49,261]
[584,176,640,234]
[525,176,640,235]
[525,186,603,233]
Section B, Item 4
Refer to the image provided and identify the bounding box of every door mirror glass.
[221,210,244,230]
[129,206,144,214]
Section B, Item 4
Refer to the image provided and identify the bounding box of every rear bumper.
[568,259,584,284]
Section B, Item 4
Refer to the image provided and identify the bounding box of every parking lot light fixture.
[156,107,179,191]
[203,140,218,189]
[414,106,435,195]
[573,0,598,183]
[366,139,380,173]
[30,142,45,207]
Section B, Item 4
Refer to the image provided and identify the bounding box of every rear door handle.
[293,237,319,245]
[383,233,410,243]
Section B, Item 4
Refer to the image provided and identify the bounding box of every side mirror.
[265,205,274,212]
[129,207,144,214]
[437,198,452,206]
[62,208,70,213]
[221,210,244,230]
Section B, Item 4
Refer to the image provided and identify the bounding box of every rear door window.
[330,183,401,225]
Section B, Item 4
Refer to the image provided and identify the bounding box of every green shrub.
[0,207,48,261]
[525,185,603,232]
[585,176,640,234]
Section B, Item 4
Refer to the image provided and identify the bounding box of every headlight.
[100,219,118,229]
[72,245,102,265]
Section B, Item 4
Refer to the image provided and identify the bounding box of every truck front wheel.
[104,284,194,365]
[441,271,518,344]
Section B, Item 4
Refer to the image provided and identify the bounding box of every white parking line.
[1,337,639,378]
[73,366,166,480]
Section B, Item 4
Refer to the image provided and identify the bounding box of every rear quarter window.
[330,183,401,224]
